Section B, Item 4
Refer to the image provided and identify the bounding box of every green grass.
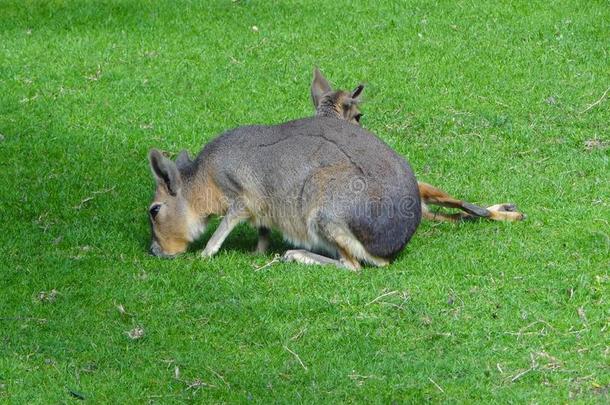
[1,0,609,402]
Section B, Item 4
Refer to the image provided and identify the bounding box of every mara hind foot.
[485,203,526,221]
[418,182,525,223]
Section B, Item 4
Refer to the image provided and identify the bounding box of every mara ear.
[311,67,333,108]
[344,84,365,109]
[351,84,364,100]
[149,149,181,196]
[176,149,193,171]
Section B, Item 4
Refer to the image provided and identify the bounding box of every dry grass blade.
[206,367,230,387]
[429,377,445,393]
[284,346,307,370]
[505,319,555,338]
[74,186,116,210]
[580,86,610,113]
[508,351,563,383]
[365,290,398,306]
[290,327,307,341]
[252,254,281,271]
[510,367,534,382]
[348,372,378,386]
[186,378,216,391]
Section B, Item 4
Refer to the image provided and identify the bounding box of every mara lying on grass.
[308,68,525,224]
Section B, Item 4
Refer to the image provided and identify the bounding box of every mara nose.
[149,241,161,257]
[149,242,176,259]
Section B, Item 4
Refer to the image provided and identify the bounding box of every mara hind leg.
[281,246,363,271]
[329,225,389,269]
[421,206,474,223]
[282,247,381,272]
[255,227,271,254]
[418,182,490,221]
[418,182,524,222]
[421,202,525,223]
[282,249,350,269]
[282,218,389,271]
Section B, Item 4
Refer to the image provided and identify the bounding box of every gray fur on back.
[194,116,421,259]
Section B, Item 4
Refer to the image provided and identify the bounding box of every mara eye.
[354,113,363,122]
[149,204,161,219]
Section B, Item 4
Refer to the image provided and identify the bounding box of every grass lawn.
[1,0,609,402]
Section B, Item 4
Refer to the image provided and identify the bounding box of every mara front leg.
[201,203,250,258]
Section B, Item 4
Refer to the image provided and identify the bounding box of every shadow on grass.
[186,221,289,257]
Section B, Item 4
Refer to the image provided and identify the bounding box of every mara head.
[311,67,364,125]
[148,149,207,258]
